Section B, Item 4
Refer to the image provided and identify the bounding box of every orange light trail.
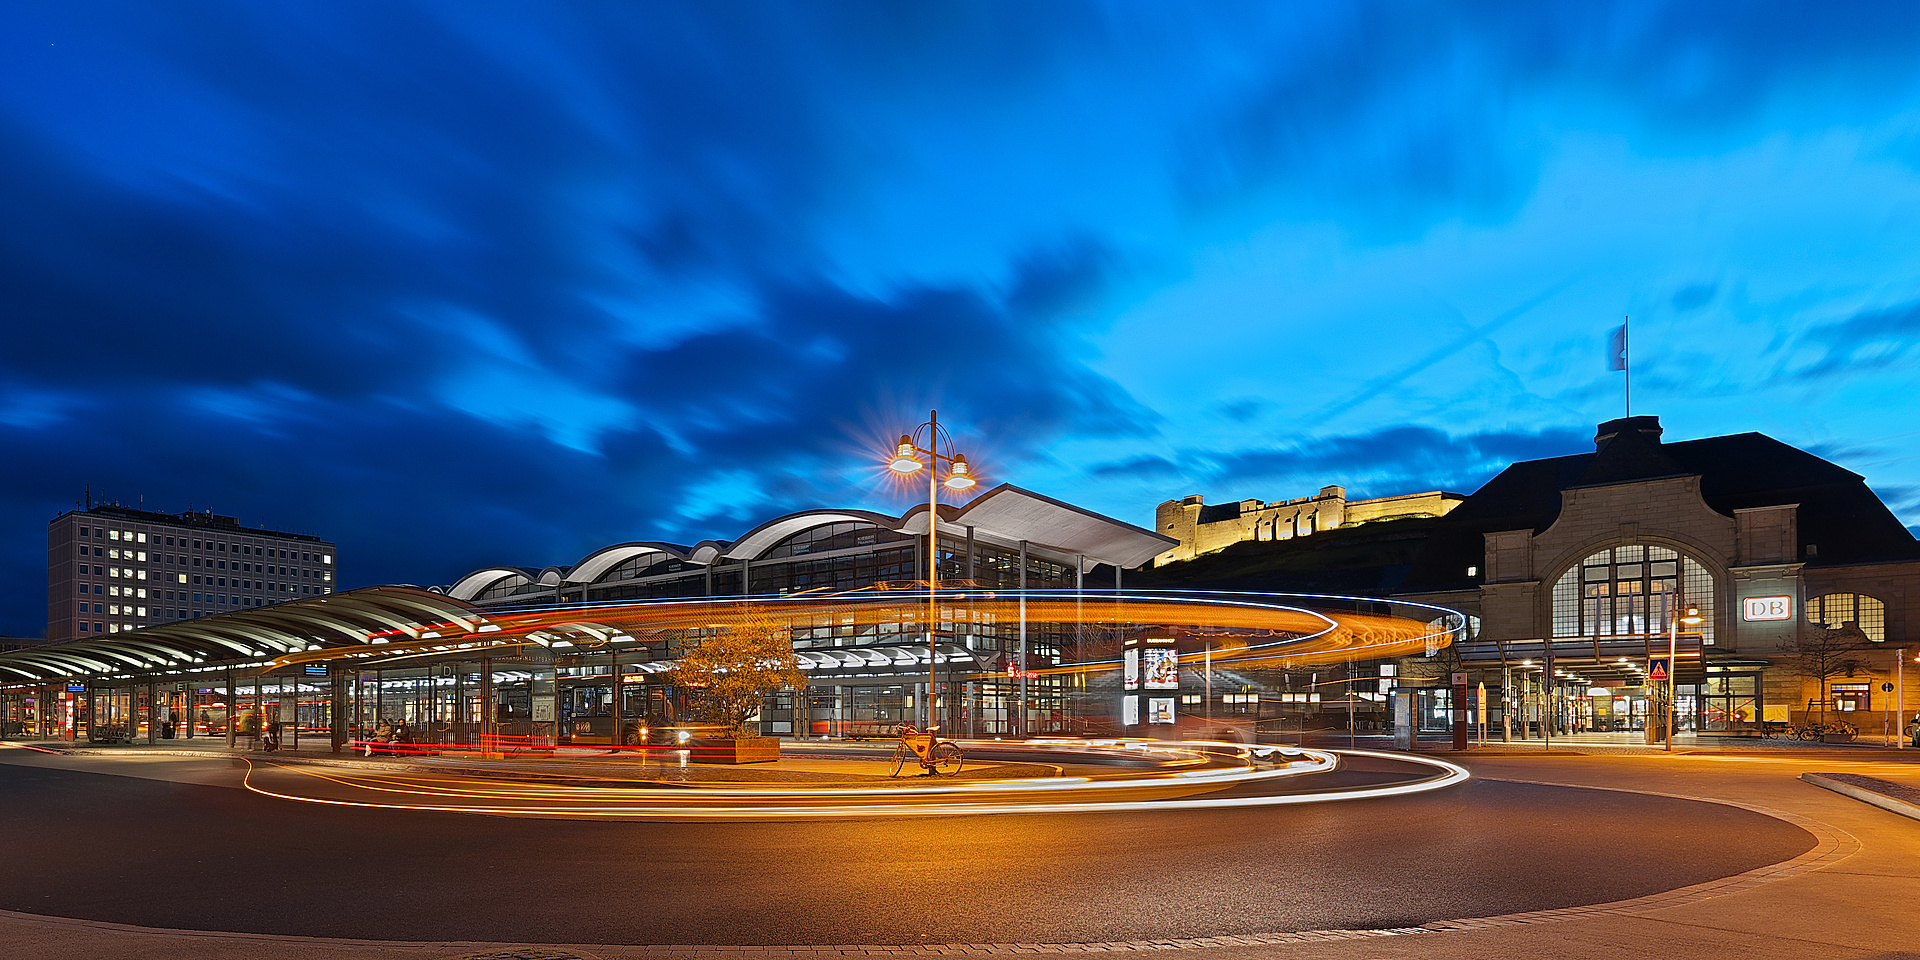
[266,591,1455,674]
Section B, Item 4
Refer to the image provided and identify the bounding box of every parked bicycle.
[888,722,963,777]
[1795,719,1857,741]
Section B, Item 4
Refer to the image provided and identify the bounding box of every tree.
[1793,624,1870,725]
[667,607,807,739]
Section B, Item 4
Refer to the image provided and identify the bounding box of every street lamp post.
[1666,595,1703,752]
[889,410,976,732]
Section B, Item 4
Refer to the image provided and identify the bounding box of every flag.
[1607,322,1628,372]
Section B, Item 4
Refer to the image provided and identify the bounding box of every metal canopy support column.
[146,681,157,744]
[226,669,236,749]
[610,647,622,746]
[331,671,346,753]
[1074,553,1084,733]
[1018,540,1028,738]
[965,526,975,584]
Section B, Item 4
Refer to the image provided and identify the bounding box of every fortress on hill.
[1153,486,1465,565]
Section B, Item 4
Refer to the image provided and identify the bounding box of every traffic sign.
[1648,657,1670,682]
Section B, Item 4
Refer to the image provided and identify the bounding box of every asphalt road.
[0,752,1814,946]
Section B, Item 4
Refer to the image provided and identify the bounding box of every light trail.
[266,590,1458,675]
[240,745,1470,820]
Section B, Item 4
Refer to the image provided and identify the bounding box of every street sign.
[1648,657,1671,682]
[1451,672,1467,685]
[1884,682,1896,693]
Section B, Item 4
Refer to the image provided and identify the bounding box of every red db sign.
[1742,596,1792,621]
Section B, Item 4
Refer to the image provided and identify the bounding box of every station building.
[1394,415,1920,738]
[0,484,1174,748]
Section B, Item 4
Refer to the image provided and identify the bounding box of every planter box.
[688,736,780,764]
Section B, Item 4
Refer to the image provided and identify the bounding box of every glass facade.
[1550,544,1716,645]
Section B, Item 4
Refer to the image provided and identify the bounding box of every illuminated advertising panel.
[1142,648,1179,689]
[1122,697,1140,726]
[1148,697,1176,724]
[1123,648,1139,690]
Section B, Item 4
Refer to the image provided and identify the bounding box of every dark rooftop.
[1397,416,1920,593]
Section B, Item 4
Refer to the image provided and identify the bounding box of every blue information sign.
[1647,657,1670,682]
[303,664,328,677]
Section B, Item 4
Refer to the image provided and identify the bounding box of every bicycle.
[1796,719,1857,741]
[888,722,963,777]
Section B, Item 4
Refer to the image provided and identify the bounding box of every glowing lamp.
[943,454,976,490]
[1680,606,1703,625]
[889,436,922,473]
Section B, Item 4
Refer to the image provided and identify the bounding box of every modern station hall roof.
[445,483,1176,602]
[0,586,484,684]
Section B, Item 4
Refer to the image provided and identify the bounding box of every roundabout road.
[0,748,1815,947]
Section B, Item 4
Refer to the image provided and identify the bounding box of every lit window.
[1550,544,1715,645]
[324,554,332,564]
[136,606,146,616]
[110,530,120,540]
[137,551,146,561]
[109,549,120,560]
[136,588,146,598]
[1807,594,1886,641]
[137,533,146,543]
[177,574,186,584]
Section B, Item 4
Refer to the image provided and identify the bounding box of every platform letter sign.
[1743,596,1793,621]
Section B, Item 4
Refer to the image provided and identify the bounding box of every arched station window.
[1806,593,1886,642]
[1549,544,1715,644]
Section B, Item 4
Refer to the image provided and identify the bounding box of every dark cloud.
[5,2,1920,634]
[1182,1,1920,237]
[1795,299,1920,380]
[1195,425,1589,499]
[1090,456,1184,481]
[1671,283,1718,311]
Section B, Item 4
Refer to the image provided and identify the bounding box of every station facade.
[1394,415,1920,739]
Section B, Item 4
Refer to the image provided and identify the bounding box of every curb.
[1801,771,1920,823]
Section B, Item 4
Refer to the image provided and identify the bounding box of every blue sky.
[5,2,1920,636]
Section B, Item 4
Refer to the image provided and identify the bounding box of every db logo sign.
[1742,596,1793,621]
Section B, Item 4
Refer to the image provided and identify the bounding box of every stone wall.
[1153,486,1461,565]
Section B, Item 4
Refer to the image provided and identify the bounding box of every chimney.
[1595,415,1663,450]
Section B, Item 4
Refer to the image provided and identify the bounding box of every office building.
[48,502,337,642]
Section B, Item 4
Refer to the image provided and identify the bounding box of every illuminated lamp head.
[1680,605,1703,625]
[889,436,922,474]
[943,454,976,490]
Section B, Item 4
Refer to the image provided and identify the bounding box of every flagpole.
[1624,315,1630,418]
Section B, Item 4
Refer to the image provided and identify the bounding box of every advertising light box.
[1142,648,1179,689]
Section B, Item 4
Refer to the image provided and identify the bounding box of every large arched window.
[1807,593,1885,642]
[1550,544,1715,644]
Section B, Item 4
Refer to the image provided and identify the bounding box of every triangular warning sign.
[1648,659,1670,682]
